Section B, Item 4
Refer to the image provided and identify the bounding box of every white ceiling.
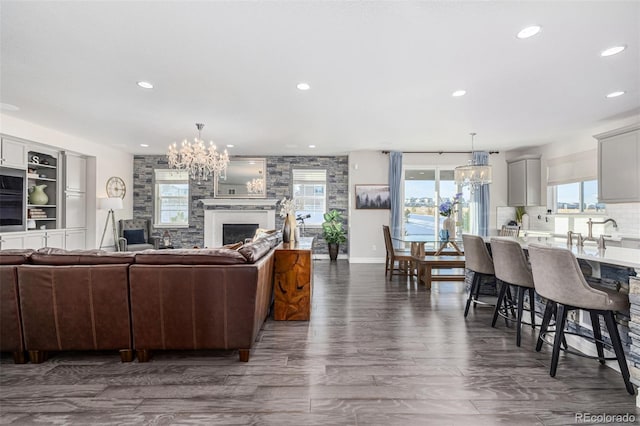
[1,1,638,156]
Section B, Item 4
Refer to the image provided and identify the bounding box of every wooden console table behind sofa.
[274,237,314,320]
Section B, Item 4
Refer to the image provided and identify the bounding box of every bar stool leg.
[516,286,525,347]
[464,272,480,317]
[491,280,508,327]
[603,311,635,395]
[505,286,516,318]
[550,304,568,378]
[589,311,605,365]
[536,300,554,352]
[528,288,536,329]
[473,273,482,309]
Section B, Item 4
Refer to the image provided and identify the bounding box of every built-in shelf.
[27,162,56,169]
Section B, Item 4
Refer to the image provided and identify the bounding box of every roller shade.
[154,169,188,183]
[547,149,597,186]
[293,169,326,183]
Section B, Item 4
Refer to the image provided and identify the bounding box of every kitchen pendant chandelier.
[454,132,492,192]
[167,123,230,183]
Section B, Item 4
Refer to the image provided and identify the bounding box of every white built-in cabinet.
[595,125,640,203]
[64,153,87,193]
[63,152,87,229]
[0,137,27,169]
[507,157,541,206]
[64,229,87,250]
[0,230,66,250]
[0,134,89,250]
[0,233,26,250]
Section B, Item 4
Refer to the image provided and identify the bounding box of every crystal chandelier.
[246,177,264,194]
[167,123,230,183]
[454,132,492,192]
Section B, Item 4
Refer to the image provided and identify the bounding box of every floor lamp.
[98,197,123,251]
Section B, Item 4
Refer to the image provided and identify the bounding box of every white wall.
[348,150,509,263]
[0,114,133,248]
[348,151,390,263]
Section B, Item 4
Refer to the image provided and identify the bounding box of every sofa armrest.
[149,236,160,249]
[118,237,128,252]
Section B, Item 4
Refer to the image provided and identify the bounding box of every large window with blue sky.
[403,168,470,238]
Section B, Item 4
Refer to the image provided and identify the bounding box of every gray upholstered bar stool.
[528,243,634,395]
[462,234,495,318]
[490,237,536,347]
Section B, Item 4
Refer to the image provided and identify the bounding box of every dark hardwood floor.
[1,261,638,425]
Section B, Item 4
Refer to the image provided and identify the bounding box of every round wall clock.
[106,176,126,199]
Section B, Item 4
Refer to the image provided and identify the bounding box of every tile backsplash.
[496,203,640,239]
[605,203,640,238]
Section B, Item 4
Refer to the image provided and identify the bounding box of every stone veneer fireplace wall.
[132,155,349,254]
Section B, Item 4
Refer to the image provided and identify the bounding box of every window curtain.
[471,151,490,236]
[389,151,403,247]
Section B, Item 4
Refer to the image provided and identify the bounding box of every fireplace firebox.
[223,223,259,245]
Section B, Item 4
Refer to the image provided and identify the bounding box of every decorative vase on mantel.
[443,216,456,240]
[283,213,297,244]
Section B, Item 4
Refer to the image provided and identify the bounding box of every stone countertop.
[486,236,640,270]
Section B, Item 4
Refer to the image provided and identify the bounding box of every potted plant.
[322,209,347,261]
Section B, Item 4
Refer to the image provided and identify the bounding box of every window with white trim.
[154,169,189,227]
[292,169,327,226]
[552,179,605,214]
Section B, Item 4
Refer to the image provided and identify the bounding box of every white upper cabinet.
[0,137,27,169]
[596,125,640,203]
[507,157,541,206]
[64,152,87,193]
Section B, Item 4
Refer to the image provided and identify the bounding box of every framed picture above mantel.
[355,184,390,209]
[215,158,266,199]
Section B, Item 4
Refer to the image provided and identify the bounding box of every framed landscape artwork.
[355,184,391,209]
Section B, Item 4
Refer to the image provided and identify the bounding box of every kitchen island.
[488,236,640,404]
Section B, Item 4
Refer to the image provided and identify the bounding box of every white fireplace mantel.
[200,198,279,207]
[204,208,277,248]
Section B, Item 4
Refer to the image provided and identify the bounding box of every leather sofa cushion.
[134,248,247,265]
[31,248,135,265]
[239,238,273,263]
[0,249,33,265]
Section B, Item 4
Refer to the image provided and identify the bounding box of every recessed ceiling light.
[0,102,20,111]
[226,144,234,148]
[452,90,466,97]
[606,91,625,98]
[419,172,425,175]
[601,45,626,57]
[137,81,154,89]
[297,82,311,91]
[308,144,316,148]
[517,25,542,39]
[140,143,149,148]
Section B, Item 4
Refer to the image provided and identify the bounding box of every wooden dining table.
[392,235,465,286]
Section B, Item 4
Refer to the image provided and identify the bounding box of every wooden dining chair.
[382,225,414,279]
[499,225,520,237]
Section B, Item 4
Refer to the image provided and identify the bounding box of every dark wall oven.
[0,167,26,232]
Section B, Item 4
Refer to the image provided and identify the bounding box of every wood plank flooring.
[1,261,638,425]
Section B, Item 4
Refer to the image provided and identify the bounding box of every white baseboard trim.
[313,254,349,260]
[349,257,385,263]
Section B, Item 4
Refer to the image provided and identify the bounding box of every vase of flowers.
[279,197,297,243]
[439,193,461,240]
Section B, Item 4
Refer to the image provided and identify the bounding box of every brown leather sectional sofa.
[0,234,279,364]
